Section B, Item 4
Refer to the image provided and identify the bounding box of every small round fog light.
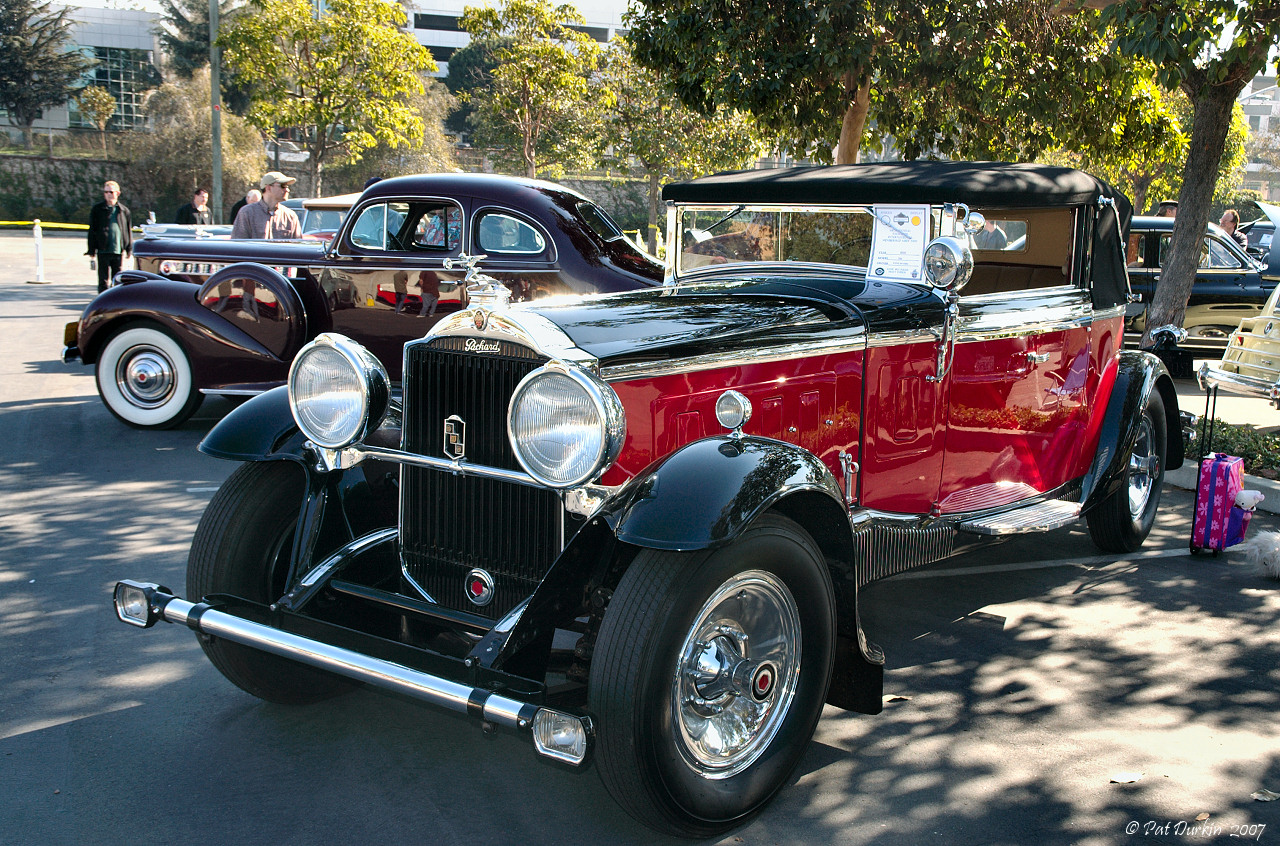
[715,390,752,434]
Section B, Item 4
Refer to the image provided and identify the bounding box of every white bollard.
[29,219,47,284]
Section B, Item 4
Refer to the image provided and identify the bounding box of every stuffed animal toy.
[1237,529,1280,581]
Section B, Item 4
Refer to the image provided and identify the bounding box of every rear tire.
[589,513,835,837]
[1087,393,1166,553]
[188,461,354,704]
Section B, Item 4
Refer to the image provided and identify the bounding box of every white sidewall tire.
[95,325,201,429]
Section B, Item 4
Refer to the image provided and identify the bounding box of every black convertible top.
[665,161,1134,311]
[663,161,1128,213]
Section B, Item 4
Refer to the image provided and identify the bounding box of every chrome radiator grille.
[399,337,561,620]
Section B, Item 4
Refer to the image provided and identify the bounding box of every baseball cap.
[260,171,297,189]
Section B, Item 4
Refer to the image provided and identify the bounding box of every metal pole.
[30,220,46,284]
[210,0,223,224]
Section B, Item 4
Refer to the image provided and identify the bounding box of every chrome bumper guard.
[113,581,593,764]
[1196,361,1280,407]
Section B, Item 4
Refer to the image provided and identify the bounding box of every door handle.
[1026,351,1050,364]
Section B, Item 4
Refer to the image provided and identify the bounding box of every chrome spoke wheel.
[672,569,801,778]
[1127,414,1159,519]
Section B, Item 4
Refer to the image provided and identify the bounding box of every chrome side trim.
[864,329,937,349]
[199,388,263,396]
[955,299,1091,341]
[600,335,867,381]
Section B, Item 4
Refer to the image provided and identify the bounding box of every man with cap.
[231,171,302,239]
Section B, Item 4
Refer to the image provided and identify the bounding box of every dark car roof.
[361,172,589,207]
[663,162,1130,215]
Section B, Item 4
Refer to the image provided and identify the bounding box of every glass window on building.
[68,47,158,131]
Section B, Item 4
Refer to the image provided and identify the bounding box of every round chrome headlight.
[923,236,973,292]
[507,362,625,488]
[288,333,389,449]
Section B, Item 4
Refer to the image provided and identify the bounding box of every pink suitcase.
[1191,453,1246,554]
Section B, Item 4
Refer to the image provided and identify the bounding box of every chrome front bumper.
[113,581,593,763]
[1196,361,1280,407]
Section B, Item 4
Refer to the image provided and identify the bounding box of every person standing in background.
[86,180,132,293]
[175,188,211,225]
[232,172,301,240]
[229,188,262,225]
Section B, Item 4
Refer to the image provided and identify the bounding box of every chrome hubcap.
[1127,414,1159,518]
[117,347,176,407]
[672,570,800,778]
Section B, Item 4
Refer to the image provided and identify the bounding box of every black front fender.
[605,435,847,551]
[200,386,308,462]
[1082,350,1183,510]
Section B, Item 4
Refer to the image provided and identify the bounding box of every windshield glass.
[677,205,878,273]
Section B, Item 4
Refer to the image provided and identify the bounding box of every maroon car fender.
[76,266,306,391]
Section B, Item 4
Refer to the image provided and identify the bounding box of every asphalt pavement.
[1,229,1278,845]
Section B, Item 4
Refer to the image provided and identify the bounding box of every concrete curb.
[1165,462,1280,515]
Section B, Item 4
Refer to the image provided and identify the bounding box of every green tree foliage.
[324,78,458,192]
[218,0,436,194]
[460,0,609,178]
[441,34,509,137]
[122,67,265,222]
[601,38,764,253]
[155,0,253,113]
[626,0,1169,165]
[76,85,115,154]
[1048,84,1249,215]
[1102,0,1280,346]
[0,0,93,148]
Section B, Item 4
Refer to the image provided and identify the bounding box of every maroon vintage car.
[113,162,1181,835]
[63,173,662,428]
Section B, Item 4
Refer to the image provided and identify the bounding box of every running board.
[957,499,1081,535]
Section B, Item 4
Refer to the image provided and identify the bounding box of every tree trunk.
[834,70,871,165]
[647,169,661,255]
[1140,76,1246,350]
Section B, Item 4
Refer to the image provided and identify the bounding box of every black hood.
[527,275,943,366]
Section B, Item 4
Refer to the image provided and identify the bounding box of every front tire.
[95,323,203,429]
[187,461,354,704]
[1087,393,1167,553]
[589,513,835,837]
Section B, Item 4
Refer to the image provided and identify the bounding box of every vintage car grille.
[399,337,562,620]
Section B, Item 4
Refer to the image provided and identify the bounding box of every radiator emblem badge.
[465,568,494,606]
[473,309,488,331]
[444,414,465,460]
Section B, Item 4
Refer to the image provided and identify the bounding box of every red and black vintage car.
[63,173,662,428]
[113,162,1182,836]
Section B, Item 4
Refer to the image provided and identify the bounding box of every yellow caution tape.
[0,221,91,230]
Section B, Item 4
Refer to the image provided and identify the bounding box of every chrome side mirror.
[923,236,973,293]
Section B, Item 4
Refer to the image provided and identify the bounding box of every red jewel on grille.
[470,579,484,596]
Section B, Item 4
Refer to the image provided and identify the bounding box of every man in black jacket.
[86,180,132,292]
[175,188,211,225]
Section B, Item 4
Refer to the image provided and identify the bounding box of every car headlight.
[507,361,625,488]
[288,333,389,449]
[923,236,973,291]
